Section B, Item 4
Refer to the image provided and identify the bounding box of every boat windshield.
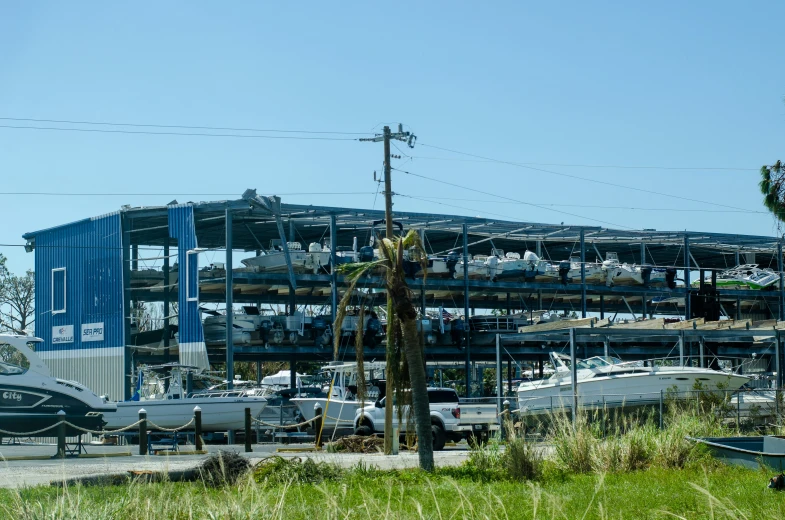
[577,356,623,369]
[0,360,26,375]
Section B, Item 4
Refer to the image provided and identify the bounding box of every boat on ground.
[688,436,785,471]
[291,361,385,430]
[104,364,267,432]
[517,352,748,414]
[0,334,116,433]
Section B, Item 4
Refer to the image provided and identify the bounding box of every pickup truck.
[353,388,500,450]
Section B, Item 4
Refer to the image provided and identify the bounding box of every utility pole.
[360,124,416,455]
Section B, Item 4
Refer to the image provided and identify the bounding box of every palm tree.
[760,160,785,221]
[334,230,435,471]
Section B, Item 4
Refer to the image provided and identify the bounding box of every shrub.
[253,457,344,486]
[197,451,252,487]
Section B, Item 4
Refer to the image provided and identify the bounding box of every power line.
[419,143,755,212]
[392,167,636,230]
[408,154,758,172]
[0,117,371,136]
[0,124,360,141]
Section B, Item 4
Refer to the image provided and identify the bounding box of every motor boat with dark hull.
[0,335,116,434]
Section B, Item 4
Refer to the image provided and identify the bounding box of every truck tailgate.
[457,404,498,425]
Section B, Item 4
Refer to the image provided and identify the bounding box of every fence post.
[194,406,203,451]
[244,407,252,453]
[55,410,66,459]
[314,403,323,448]
[138,409,148,456]
[736,390,741,430]
[659,390,664,430]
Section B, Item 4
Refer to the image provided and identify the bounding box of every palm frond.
[336,260,385,279]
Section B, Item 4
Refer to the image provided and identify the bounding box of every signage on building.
[81,322,104,342]
[52,325,74,344]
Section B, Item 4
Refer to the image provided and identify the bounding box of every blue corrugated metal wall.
[34,213,125,351]
[168,205,208,369]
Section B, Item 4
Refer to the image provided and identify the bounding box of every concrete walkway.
[0,443,471,488]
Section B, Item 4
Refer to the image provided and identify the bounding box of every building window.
[52,268,66,315]
[186,250,199,302]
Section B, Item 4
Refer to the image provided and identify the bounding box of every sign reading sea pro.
[52,325,74,344]
[81,322,105,342]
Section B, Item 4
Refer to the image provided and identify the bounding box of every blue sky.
[1,2,783,274]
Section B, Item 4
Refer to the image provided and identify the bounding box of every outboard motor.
[259,319,272,345]
[359,245,375,263]
[558,261,571,284]
[446,251,459,277]
[311,316,331,348]
[665,267,678,290]
[640,264,653,288]
[364,313,381,347]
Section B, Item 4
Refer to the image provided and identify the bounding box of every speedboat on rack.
[690,264,779,290]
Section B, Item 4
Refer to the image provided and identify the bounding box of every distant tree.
[760,161,785,221]
[0,255,35,335]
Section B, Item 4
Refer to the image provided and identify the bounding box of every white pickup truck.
[353,388,500,450]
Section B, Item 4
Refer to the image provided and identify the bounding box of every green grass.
[2,464,784,519]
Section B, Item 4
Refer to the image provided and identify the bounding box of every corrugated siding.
[32,213,125,398]
[168,205,208,370]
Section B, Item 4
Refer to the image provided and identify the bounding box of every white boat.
[203,313,261,345]
[291,361,385,430]
[601,252,643,286]
[454,254,490,280]
[486,249,529,281]
[517,352,748,414]
[242,241,328,275]
[420,252,460,278]
[691,264,780,290]
[521,251,553,281]
[730,389,778,419]
[104,364,267,432]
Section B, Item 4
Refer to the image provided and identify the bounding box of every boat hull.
[517,370,747,414]
[690,436,785,471]
[0,413,106,437]
[290,397,361,429]
[105,397,267,431]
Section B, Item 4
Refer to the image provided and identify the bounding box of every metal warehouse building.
[22,190,785,399]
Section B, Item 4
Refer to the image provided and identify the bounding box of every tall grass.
[1,464,782,519]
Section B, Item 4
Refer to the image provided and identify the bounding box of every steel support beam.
[779,242,784,321]
[580,229,587,318]
[163,235,171,362]
[570,328,577,425]
[226,209,234,390]
[463,223,471,396]
[679,331,684,367]
[684,235,691,319]
[495,334,502,414]
[330,214,338,357]
[121,214,133,400]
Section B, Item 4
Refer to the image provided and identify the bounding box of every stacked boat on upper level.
[135,237,783,291]
[237,240,680,288]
